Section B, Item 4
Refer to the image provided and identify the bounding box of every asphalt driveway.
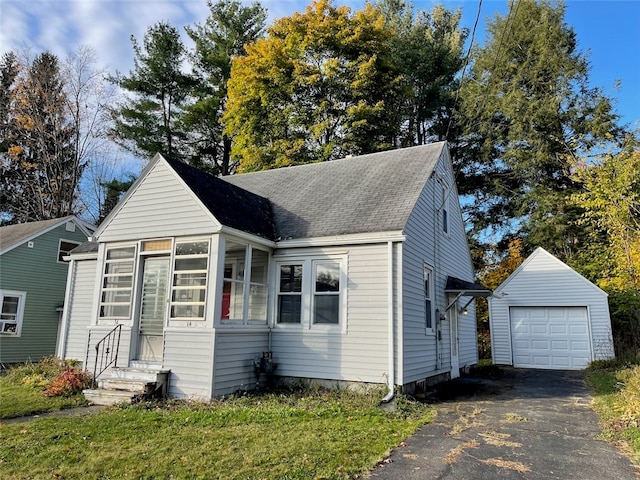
[370,368,638,479]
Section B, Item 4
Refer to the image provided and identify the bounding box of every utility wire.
[445,0,483,139]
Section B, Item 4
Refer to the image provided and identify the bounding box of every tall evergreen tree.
[108,22,196,159]
[1,52,79,223]
[375,0,467,146]
[185,0,267,175]
[456,0,621,258]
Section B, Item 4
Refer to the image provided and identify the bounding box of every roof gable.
[163,156,275,240]
[224,142,445,240]
[494,247,607,297]
[0,216,94,255]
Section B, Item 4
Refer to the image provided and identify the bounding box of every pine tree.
[456,0,621,258]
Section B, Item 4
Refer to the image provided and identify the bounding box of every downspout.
[381,240,395,403]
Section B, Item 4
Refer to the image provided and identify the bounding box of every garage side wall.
[489,248,614,366]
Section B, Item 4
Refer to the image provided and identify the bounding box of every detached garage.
[489,247,614,370]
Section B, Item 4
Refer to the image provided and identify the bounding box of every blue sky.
[0,0,638,128]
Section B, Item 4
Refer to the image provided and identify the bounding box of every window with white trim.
[313,261,340,324]
[424,264,435,334]
[99,246,136,319]
[277,264,303,324]
[220,241,270,324]
[0,290,26,335]
[440,182,449,234]
[276,257,345,329]
[58,240,81,263]
[170,240,209,320]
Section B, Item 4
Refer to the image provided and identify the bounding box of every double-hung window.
[439,181,449,235]
[0,290,26,335]
[424,264,435,334]
[313,261,340,324]
[99,246,136,319]
[277,264,303,324]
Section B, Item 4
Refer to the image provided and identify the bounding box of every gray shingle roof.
[223,143,445,240]
[0,216,75,253]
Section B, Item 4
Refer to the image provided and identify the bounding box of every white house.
[489,247,614,370]
[58,142,490,402]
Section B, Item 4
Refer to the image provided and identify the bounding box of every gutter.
[381,240,395,403]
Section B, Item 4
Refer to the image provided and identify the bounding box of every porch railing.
[92,324,122,386]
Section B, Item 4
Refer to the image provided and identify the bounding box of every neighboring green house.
[0,216,93,365]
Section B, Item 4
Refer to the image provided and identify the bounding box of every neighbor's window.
[99,246,136,319]
[0,290,26,335]
[170,240,209,320]
[313,261,340,324]
[424,264,435,333]
[277,264,303,324]
[58,240,81,262]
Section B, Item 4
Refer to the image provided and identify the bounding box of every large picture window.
[170,240,209,320]
[99,246,136,319]
[0,290,26,335]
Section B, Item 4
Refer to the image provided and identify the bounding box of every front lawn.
[0,388,434,479]
[586,360,640,463]
[0,358,90,419]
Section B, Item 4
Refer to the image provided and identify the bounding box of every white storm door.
[136,256,170,362]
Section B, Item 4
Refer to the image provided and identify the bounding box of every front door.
[136,256,170,362]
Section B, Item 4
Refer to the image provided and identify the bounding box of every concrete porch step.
[86,367,171,406]
[109,367,170,383]
[83,388,140,406]
[98,377,156,394]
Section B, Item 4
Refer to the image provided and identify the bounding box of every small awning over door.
[444,276,492,311]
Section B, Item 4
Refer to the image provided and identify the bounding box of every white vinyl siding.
[98,161,218,242]
[270,244,389,384]
[61,259,97,362]
[164,329,215,399]
[401,150,477,384]
[490,248,614,367]
[214,330,269,396]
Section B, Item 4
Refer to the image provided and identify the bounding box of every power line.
[445,0,483,139]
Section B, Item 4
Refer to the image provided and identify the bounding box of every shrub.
[20,373,49,389]
[44,368,92,397]
[614,366,640,425]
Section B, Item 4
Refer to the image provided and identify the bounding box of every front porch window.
[221,240,269,324]
[170,240,209,320]
[99,246,136,319]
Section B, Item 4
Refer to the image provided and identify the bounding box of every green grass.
[0,389,434,479]
[586,359,640,463]
[0,358,89,419]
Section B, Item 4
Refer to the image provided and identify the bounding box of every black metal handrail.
[93,324,122,386]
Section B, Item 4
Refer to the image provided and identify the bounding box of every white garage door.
[510,306,591,370]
